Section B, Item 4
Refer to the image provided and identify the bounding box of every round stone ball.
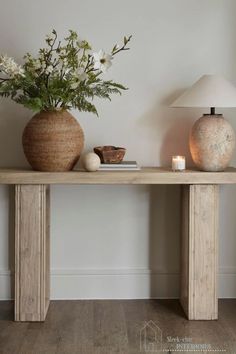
[83,152,100,172]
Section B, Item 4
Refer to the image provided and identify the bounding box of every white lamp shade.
[171,75,236,108]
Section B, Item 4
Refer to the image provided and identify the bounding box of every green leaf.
[15,96,43,111]
[0,29,130,113]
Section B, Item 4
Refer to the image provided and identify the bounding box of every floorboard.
[0,299,236,353]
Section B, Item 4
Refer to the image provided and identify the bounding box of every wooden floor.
[0,300,236,354]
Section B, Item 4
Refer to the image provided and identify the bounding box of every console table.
[1,167,236,322]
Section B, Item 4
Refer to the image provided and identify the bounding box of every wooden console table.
[1,167,236,322]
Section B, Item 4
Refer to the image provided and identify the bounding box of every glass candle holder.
[172,156,185,171]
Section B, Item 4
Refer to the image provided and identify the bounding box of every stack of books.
[99,161,140,171]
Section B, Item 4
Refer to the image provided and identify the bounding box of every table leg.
[15,185,50,322]
[181,185,218,320]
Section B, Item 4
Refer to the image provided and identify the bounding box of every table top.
[0,167,236,184]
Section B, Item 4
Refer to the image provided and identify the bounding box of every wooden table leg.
[15,185,50,322]
[181,185,219,320]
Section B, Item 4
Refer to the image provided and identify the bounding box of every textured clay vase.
[190,114,235,172]
[22,110,84,171]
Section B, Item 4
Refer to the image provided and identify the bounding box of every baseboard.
[0,269,11,300]
[0,267,235,300]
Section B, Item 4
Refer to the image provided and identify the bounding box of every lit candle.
[172,156,185,171]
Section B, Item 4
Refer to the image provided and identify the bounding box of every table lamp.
[171,75,236,171]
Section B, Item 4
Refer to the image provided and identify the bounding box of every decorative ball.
[83,152,100,172]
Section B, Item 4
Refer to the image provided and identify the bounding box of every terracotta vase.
[22,110,84,172]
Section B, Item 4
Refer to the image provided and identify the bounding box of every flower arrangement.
[0,30,131,115]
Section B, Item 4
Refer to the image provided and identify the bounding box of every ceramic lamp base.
[190,114,235,172]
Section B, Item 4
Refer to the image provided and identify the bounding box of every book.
[99,161,140,171]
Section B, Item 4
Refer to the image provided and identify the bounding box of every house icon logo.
[140,320,162,352]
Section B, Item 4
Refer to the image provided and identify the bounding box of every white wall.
[0,0,236,299]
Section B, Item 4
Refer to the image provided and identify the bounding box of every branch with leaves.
[0,29,131,114]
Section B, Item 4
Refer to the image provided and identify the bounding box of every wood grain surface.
[0,167,236,184]
[15,185,50,321]
[181,185,218,320]
[0,300,235,353]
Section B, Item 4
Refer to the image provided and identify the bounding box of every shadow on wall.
[0,100,30,168]
[148,185,181,298]
[137,90,198,298]
[160,115,194,168]
[159,90,197,168]
[137,89,199,168]
[8,187,15,299]
[0,100,30,290]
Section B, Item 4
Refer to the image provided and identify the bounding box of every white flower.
[64,68,70,75]
[41,61,46,70]
[77,40,84,47]
[60,49,66,56]
[0,55,24,77]
[62,58,68,65]
[45,65,53,74]
[93,50,112,73]
[77,68,88,81]
[33,59,41,70]
[59,54,68,66]
[78,72,88,81]
[71,82,79,89]
[17,67,25,77]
